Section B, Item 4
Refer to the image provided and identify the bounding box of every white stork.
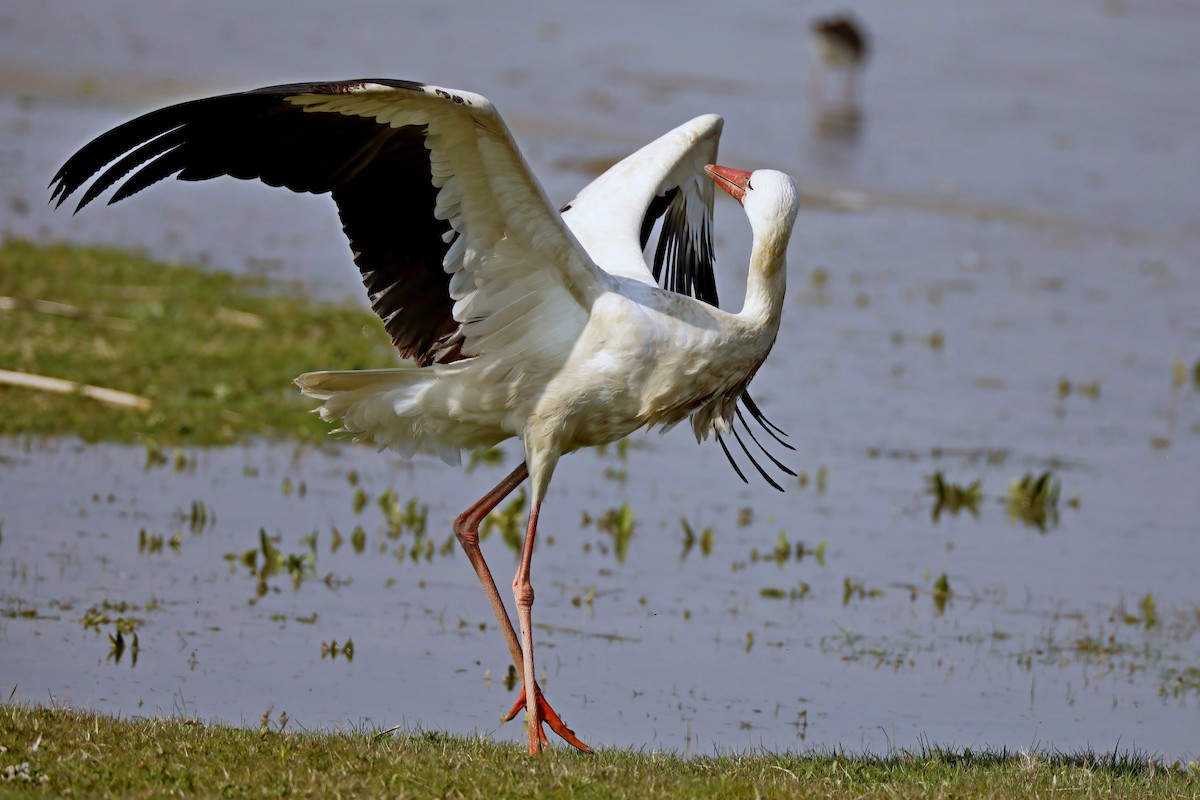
[50,79,801,754]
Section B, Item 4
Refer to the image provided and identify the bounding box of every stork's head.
[705,165,799,236]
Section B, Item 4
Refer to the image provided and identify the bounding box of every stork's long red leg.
[453,461,529,670]
[513,496,543,754]
[453,462,590,753]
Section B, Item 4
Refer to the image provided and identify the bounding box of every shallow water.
[2,0,1199,759]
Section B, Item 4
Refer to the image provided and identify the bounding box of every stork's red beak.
[705,164,752,205]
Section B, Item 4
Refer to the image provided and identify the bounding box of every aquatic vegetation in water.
[603,465,627,482]
[320,638,355,661]
[1071,634,1130,660]
[748,533,825,566]
[1170,358,1196,390]
[927,471,982,520]
[502,664,518,692]
[596,504,635,564]
[842,577,884,605]
[802,541,827,566]
[887,329,945,351]
[78,598,158,634]
[1139,593,1159,629]
[224,528,316,598]
[570,587,596,610]
[378,489,428,539]
[482,488,526,553]
[678,517,714,560]
[1115,593,1159,630]
[0,597,57,622]
[616,438,631,460]
[181,499,214,532]
[73,598,156,666]
[760,581,811,602]
[932,572,952,615]
[468,446,504,470]
[1160,666,1200,700]
[107,629,139,666]
[1007,471,1061,531]
[773,530,790,564]
[137,528,166,555]
[143,439,168,469]
[1057,378,1101,400]
[818,625,920,671]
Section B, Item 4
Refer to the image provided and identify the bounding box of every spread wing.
[561,114,720,300]
[560,116,795,490]
[50,79,606,367]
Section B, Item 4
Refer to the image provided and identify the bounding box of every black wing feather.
[649,190,717,305]
[49,79,456,363]
[73,129,187,209]
[730,424,784,492]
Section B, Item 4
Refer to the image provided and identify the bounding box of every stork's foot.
[504,684,592,754]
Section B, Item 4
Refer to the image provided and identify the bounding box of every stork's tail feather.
[295,368,464,465]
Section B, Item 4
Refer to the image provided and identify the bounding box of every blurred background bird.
[809,12,871,111]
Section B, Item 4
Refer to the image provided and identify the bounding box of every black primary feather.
[49,79,459,363]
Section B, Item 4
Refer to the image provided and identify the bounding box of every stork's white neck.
[737,224,790,328]
[734,178,796,335]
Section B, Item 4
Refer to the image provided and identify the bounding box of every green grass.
[0,705,1194,799]
[0,240,398,444]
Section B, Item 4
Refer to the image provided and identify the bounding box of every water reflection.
[811,106,865,147]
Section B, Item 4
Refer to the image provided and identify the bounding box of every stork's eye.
[746,177,754,190]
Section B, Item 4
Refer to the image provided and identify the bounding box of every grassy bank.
[0,240,397,444]
[1,705,1194,799]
